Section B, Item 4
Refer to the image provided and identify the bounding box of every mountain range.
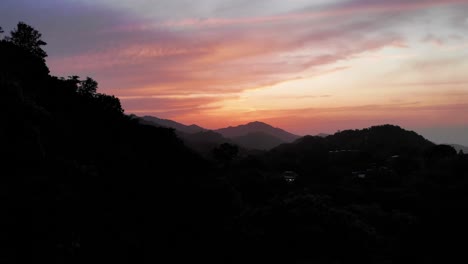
[140,116,301,151]
[139,116,457,158]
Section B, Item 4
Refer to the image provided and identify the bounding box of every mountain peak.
[245,121,272,128]
[140,116,300,150]
[247,121,268,125]
[215,121,300,143]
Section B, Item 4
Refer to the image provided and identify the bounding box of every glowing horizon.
[1,0,468,144]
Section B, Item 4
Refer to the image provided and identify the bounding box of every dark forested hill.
[232,131,285,150]
[327,124,435,156]
[140,115,206,134]
[180,130,234,156]
[216,121,300,142]
[273,124,435,158]
[138,116,231,156]
[267,125,437,183]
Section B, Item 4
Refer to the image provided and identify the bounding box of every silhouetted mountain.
[316,133,330,138]
[141,115,206,134]
[185,130,226,143]
[232,132,285,150]
[275,124,434,157]
[138,116,232,155]
[268,125,436,181]
[182,130,233,155]
[450,144,468,153]
[140,117,298,151]
[216,121,300,142]
[327,124,434,156]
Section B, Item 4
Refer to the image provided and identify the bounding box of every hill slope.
[141,116,206,134]
[276,125,434,155]
[232,132,285,150]
[182,130,233,155]
[216,121,300,143]
[1,35,211,263]
[326,124,434,156]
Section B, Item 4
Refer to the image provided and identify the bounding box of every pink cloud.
[48,15,403,98]
[44,0,468,134]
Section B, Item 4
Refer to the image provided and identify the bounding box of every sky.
[1,0,468,145]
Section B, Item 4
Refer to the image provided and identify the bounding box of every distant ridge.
[215,121,300,143]
[140,116,206,134]
[271,124,435,160]
[450,144,468,153]
[139,116,301,151]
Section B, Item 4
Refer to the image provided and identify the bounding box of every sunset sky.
[1,0,468,144]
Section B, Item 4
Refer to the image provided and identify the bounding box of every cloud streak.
[47,8,406,98]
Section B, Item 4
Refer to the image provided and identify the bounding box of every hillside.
[274,125,434,157]
[327,124,435,157]
[232,132,285,150]
[268,125,436,180]
[182,130,233,155]
[216,121,300,142]
[141,116,206,134]
[139,116,232,155]
[1,32,211,263]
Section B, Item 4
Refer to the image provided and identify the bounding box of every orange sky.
[2,0,468,144]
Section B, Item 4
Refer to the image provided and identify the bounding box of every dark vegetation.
[2,22,468,263]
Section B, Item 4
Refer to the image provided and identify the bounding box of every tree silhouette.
[95,93,124,114]
[67,75,80,82]
[425,144,457,163]
[6,22,47,60]
[79,77,98,96]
